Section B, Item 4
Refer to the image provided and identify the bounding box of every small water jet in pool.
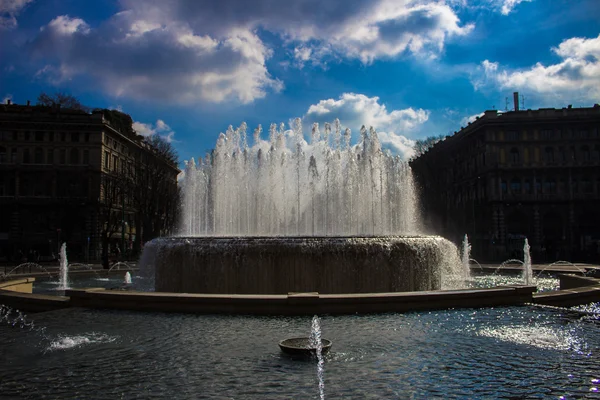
[58,243,69,291]
[124,272,132,285]
[461,234,472,280]
[523,238,533,285]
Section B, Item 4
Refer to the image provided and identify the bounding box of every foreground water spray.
[309,315,325,400]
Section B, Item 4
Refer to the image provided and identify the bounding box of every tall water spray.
[58,243,69,290]
[461,234,471,280]
[310,315,325,400]
[523,238,533,285]
[179,119,420,236]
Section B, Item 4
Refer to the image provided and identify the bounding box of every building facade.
[0,100,179,263]
[410,103,600,263]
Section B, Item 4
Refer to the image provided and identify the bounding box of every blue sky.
[1,0,599,164]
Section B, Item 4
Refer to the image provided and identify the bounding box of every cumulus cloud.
[304,93,428,159]
[27,1,474,104]
[30,13,283,104]
[0,0,32,29]
[122,0,473,63]
[473,34,600,103]
[133,119,177,143]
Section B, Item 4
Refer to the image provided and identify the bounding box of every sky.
[1,0,599,164]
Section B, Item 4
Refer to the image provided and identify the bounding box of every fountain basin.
[279,337,332,356]
[148,236,455,294]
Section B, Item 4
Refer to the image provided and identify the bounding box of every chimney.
[6,99,11,105]
[513,92,519,111]
[27,100,30,106]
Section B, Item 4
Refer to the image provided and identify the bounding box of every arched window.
[0,146,5,163]
[34,147,44,164]
[510,148,520,164]
[510,178,521,194]
[501,180,508,194]
[523,179,531,194]
[70,148,79,164]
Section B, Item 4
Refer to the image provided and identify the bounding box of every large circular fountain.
[142,119,463,294]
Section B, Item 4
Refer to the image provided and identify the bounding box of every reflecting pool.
[1,305,599,399]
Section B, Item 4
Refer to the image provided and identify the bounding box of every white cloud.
[29,1,475,103]
[304,93,428,159]
[474,34,600,103]
[500,0,533,15]
[133,119,177,143]
[31,14,283,104]
[460,112,484,127]
[0,0,32,30]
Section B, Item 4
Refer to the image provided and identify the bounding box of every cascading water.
[461,234,471,281]
[142,118,467,294]
[124,272,132,285]
[179,119,420,236]
[58,243,69,291]
[523,238,533,285]
[309,315,325,400]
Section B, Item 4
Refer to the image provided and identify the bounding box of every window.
[85,133,90,142]
[501,180,507,194]
[23,148,30,163]
[24,131,30,141]
[34,147,43,164]
[10,148,16,163]
[61,132,66,142]
[510,178,521,194]
[59,149,66,164]
[572,178,578,194]
[582,146,590,161]
[104,151,109,170]
[70,148,79,164]
[559,147,566,162]
[535,178,541,193]
[544,178,556,194]
[83,149,89,165]
[72,132,80,142]
[594,145,600,161]
[507,131,519,141]
[523,179,531,194]
[582,177,593,193]
[47,149,54,164]
[35,132,44,141]
[580,130,589,139]
[541,129,553,140]
[49,132,54,141]
[510,148,520,164]
[113,155,118,171]
[0,147,5,163]
[544,147,554,163]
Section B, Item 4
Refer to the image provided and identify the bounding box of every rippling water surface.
[1,305,599,399]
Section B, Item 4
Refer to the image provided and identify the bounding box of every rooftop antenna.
[505,97,509,112]
[521,94,525,110]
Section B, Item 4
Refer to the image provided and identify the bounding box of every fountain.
[461,234,472,280]
[143,119,464,294]
[58,243,69,291]
[523,238,533,286]
[124,272,132,285]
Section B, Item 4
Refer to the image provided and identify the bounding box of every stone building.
[0,100,179,263]
[410,101,600,263]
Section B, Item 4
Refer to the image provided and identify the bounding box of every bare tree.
[37,92,90,113]
[412,135,447,159]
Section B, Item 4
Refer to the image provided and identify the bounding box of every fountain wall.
[149,236,453,294]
